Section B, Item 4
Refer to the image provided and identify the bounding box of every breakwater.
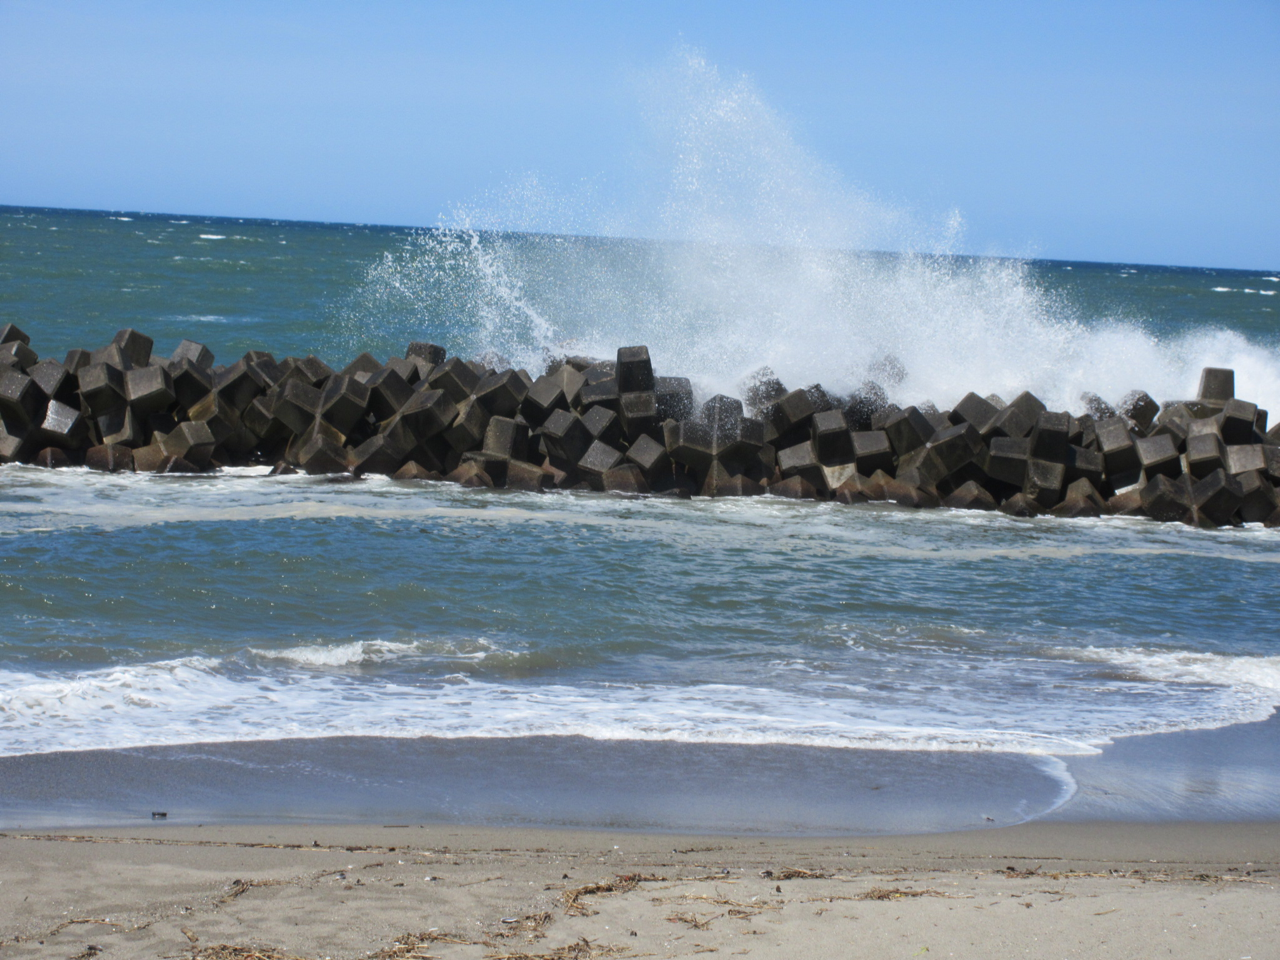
[1,323,1277,528]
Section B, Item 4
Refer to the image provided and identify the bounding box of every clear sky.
[1,0,1276,269]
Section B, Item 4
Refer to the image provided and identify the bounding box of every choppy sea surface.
[1,205,1278,833]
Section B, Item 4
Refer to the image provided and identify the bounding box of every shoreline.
[2,820,1276,959]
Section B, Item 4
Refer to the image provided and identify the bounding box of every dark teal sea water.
[1,205,1278,833]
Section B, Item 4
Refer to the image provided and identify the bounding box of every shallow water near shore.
[2,202,1279,833]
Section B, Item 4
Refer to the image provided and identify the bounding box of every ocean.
[1,204,1278,834]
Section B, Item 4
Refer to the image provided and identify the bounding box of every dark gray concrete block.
[882,406,933,458]
[274,379,323,435]
[616,345,655,393]
[766,474,819,500]
[443,396,491,452]
[1030,410,1070,462]
[943,480,998,511]
[979,404,1032,441]
[63,348,91,372]
[36,399,87,449]
[741,367,787,415]
[131,443,168,473]
[392,461,441,481]
[406,342,447,365]
[925,422,983,476]
[383,356,420,385]
[97,406,144,447]
[851,430,894,477]
[1236,471,1279,523]
[474,369,529,417]
[1224,444,1266,476]
[701,460,765,497]
[445,460,494,488]
[364,367,414,421]
[1198,367,1235,402]
[984,436,1032,487]
[1080,392,1116,419]
[843,381,889,431]
[999,492,1042,517]
[664,419,715,476]
[427,357,482,403]
[340,352,384,380]
[812,408,853,464]
[578,439,624,478]
[1192,468,1244,526]
[580,404,623,447]
[763,389,816,445]
[539,409,593,464]
[1023,458,1065,508]
[1095,416,1141,484]
[1185,432,1226,480]
[1135,433,1181,478]
[125,365,176,418]
[1221,399,1259,445]
[603,463,650,494]
[170,359,213,412]
[395,386,458,441]
[482,416,530,462]
[351,430,413,477]
[778,439,827,491]
[1118,390,1159,432]
[0,367,45,426]
[1064,445,1106,490]
[0,323,30,346]
[500,459,548,491]
[625,433,671,482]
[882,476,941,509]
[318,374,370,435]
[214,359,265,413]
[0,340,39,372]
[84,443,135,473]
[33,446,74,468]
[578,377,620,412]
[159,421,217,468]
[170,339,214,369]
[1140,474,1193,522]
[111,328,154,368]
[29,360,78,406]
[948,392,998,430]
[78,363,129,419]
[619,390,660,441]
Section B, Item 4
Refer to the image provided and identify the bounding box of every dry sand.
[1,821,1276,960]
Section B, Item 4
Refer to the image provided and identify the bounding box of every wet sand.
[2,821,1277,959]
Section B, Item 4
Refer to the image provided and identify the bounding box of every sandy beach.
[1,821,1276,959]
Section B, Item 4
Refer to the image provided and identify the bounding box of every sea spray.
[340,47,1280,412]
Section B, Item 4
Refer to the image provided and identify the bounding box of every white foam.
[198,234,225,240]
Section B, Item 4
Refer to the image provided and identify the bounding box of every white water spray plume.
[345,47,1280,414]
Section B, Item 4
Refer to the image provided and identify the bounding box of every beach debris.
[151,811,168,819]
[562,873,665,915]
[855,886,954,900]
[3,329,1276,529]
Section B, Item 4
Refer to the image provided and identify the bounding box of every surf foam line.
[3,646,1280,760]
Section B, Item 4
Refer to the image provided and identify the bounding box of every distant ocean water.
[1,204,1279,831]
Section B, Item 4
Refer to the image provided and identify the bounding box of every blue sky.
[1,0,1276,269]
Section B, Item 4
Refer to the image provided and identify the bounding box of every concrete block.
[741,367,787,415]
[803,383,839,414]
[382,356,420,386]
[979,404,1032,442]
[1185,416,1223,441]
[446,460,494,488]
[111,328,154,368]
[364,367,414,421]
[522,367,584,426]
[1135,433,1181,479]
[443,396,491,452]
[340,352,384,380]
[97,406,144,447]
[578,377,620,412]
[1023,458,1065,508]
[843,381,889,431]
[33,446,74,468]
[426,357,481,403]
[949,392,999,429]
[482,416,530,461]
[474,369,529,417]
[999,492,1042,517]
[1221,399,1259,445]
[29,360,78,406]
[625,433,671,482]
[1080,392,1116,419]
[1265,444,1280,482]
[170,339,214,369]
[160,421,217,468]
[651,470,698,498]
[0,367,45,426]
[925,422,983,476]
[396,386,458,441]
[319,374,371,436]
[882,406,933,458]
[858,469,894,501]
[821,462,860,493]
[274,379,323,435]
[1007,391,1046,427]
[652,376,694,423]
[125,365,176,418]
[0,323,30,345]
[984,436,1032,486]
[1224,444,1266,476]
[1119,390,1159,432]
[266,461,299,476]
[84,443,134,472]
[811,408,853,464]
[169,359,213,412]
[62,348,90,372]
[700,460,765,497]
[882,477,941,509]
[1030,411,1071,462]
[1190,468,1242,526]
[0,341,39,371]
[578,439,624,479]
[1140,474,1193,522]
[1185,433,1226,480]
[131,443,168,472]
[616,346,655,393]
[619,390,660,441]
[1095,416,1141,484]
[214,360,265,413]
[351,430,413,476]
[943,480,998,511]
[1198,367,1235,402]
[767,474,820,500]
[500,459,547,491]
[850,430,894,476]
[583,361,617,384]
[1236,471,1279,523]
[603,463,650,494]
[539,409,593,464]
[406,342,447,365]
[1064,445,1105,490]
[664,419,715,476]
[36,399,87,449]
[778,439,828,492]
[581,404,623,447]
[297,432,351,474]
[243,395,291,445]
[392,461,440,481]
[832,475,872,504]
[188,392,243,447]
[1107,487,1145,516]
[763,389,816,446]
